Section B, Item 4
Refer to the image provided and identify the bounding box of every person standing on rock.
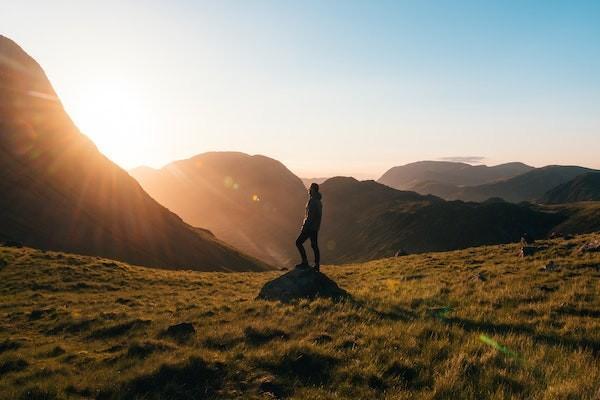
[296,183,322,271]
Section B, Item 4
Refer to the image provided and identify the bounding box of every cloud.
[438,156,486,164]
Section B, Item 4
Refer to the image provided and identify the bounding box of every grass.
[0,234,599,399]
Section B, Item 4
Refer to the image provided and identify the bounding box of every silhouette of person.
[296,183,322,271]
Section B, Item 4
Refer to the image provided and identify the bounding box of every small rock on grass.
[162,322,196,341]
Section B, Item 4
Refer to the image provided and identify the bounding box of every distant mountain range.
[318,177,565,263]
[132,156,600,265]
[379,161,534,189]
[0,35,268,272]
[2,35,599,270]
[379,162,598,203]
[131,152,307,266]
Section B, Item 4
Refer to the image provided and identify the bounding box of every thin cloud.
[438,156,486,164]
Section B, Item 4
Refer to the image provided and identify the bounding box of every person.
[296,183,322,271]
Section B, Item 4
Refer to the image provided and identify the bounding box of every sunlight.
[63,79,151,168]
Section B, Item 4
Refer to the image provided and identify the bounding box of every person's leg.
[310,231,320,270]
[295,231,309,265]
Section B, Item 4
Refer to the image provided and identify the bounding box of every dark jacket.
[302,192,322,232]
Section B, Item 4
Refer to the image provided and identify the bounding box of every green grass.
[0,234,599,399]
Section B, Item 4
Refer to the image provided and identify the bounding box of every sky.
[2,0,599,178]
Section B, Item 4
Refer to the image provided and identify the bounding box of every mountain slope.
[319,177,564,263]
[541,173,600,204]
[455,166,597,203]
[130,152,307,266]
[378,161,533,191]
[0,35,268,271]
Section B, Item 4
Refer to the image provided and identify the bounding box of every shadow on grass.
[554,306,600,318]
[98,356,224,400]
[87,319,150,340]
[258,346,339,385]
[443,316,600,355]
[244,326,289,346]
[0,357,28,376]
[0,339,22,354]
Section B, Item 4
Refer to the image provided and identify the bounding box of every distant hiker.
[521,233,534,246]
[296,183,322,271]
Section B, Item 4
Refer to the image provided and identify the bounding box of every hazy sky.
[2,1,599,178]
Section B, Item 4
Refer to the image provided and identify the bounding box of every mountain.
[318,177,564,263]
[541,173,600,204]
[130,152,307,266]
[301,177,329,188]
[455,165,597,203]
[378,161,533,191]
[0,35,268,272]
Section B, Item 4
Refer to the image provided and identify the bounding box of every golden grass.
[0,234,599,399]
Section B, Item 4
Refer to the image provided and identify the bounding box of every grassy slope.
[0,235,599,399]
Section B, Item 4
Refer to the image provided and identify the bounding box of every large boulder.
[257,267,349,303]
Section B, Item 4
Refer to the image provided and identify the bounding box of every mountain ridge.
[130,151,307,266]
[0,35,269,272]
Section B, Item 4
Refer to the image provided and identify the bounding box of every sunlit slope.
[130,152,306,266]
[0,35,268,272]
[0,234,598,399]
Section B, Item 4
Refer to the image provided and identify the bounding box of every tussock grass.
[0,234,599,399]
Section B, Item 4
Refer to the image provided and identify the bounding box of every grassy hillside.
[1,235,599,399]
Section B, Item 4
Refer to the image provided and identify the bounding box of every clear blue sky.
[2,0,599,177]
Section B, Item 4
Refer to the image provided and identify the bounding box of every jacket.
[302,191,322,232]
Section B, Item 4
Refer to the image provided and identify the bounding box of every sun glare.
[62,79,152,168]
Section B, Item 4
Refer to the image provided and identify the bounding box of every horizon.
[2,1,600,178]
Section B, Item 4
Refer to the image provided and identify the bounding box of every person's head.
[309,183,319,196]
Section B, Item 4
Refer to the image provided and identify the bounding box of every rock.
[163,322,196,341]
[258,376,289,398]
[578,240,600,254]
[471,272,488,282]
[519,246,537,257]
[551,232,575,240]
[257,268,349,303]
[542,261,559,271]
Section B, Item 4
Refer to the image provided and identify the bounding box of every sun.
[62,78,152,168]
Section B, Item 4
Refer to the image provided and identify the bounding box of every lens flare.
[479,334,519,358]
